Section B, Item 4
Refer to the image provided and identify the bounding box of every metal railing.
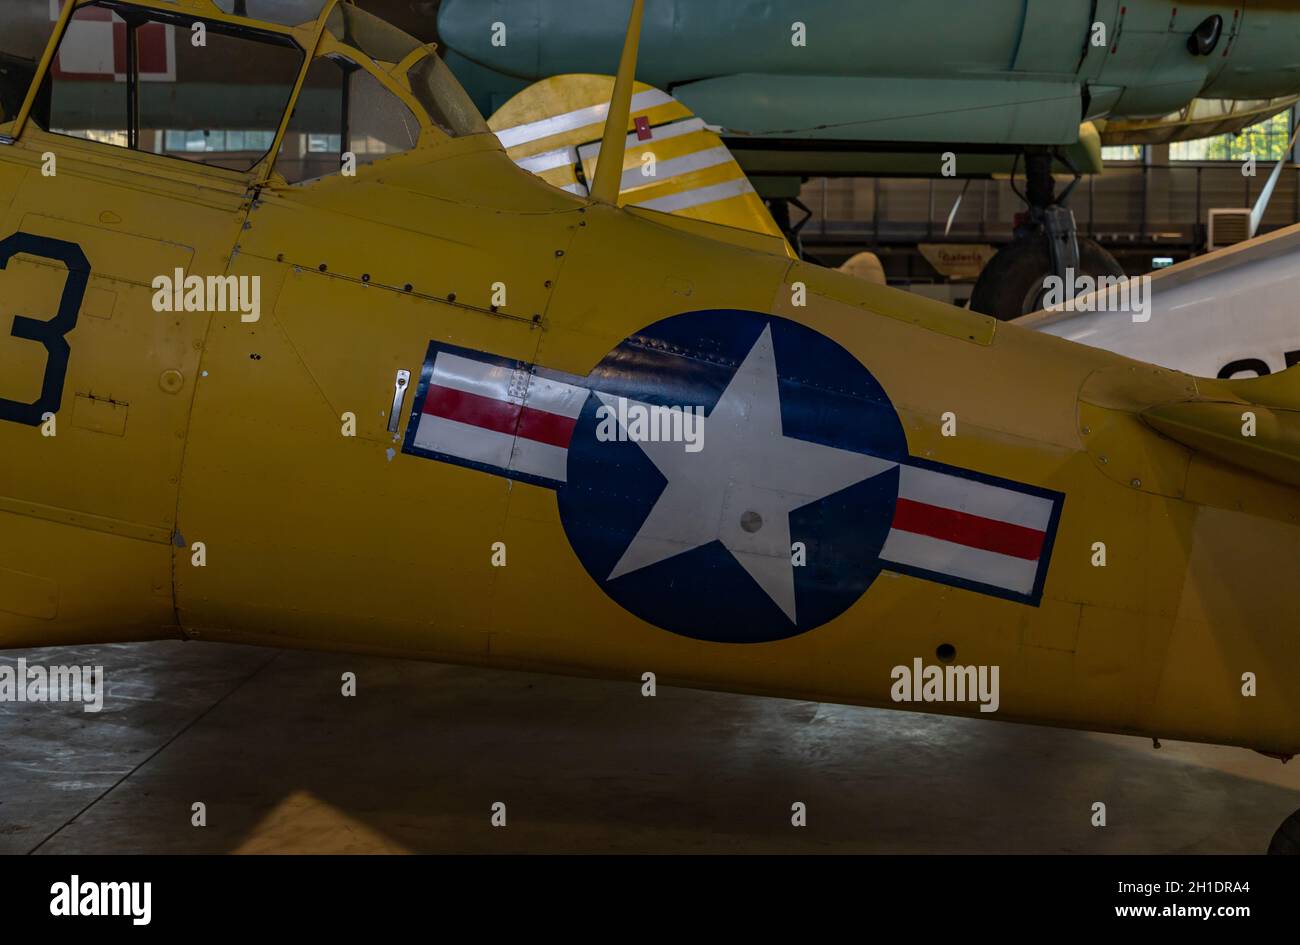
[800,163,1300,249]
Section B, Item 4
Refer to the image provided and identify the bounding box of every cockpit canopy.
[7,0,489,183]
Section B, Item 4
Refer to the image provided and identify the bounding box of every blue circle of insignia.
[558,310,907,643]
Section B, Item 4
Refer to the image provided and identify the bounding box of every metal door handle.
[388,369,410,434]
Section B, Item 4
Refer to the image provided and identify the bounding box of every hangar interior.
[800,126,1300,306]
[3,0,1300,858]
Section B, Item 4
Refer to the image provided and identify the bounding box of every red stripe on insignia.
[423,385,575,448]
[891,498,1046,561]
[424,385,520,436]
[516,405,577,448]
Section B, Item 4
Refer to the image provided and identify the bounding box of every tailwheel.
[1268,808,1300,854]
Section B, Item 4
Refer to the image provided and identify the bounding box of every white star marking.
[597,324,898,623]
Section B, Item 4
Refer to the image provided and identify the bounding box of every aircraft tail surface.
[486,75,790,250]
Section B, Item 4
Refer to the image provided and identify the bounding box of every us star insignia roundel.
[402,310,1064,644]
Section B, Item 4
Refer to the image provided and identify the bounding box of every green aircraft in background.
[433,0,1300,318]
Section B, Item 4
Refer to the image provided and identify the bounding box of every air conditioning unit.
[1207,208,1252,251]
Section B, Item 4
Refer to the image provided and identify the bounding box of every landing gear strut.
[969,147,1123,321]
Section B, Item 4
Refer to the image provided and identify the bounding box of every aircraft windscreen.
[325,6,489,140]
[407,54,490,138]
[326,6,422,63]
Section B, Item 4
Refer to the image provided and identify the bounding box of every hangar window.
[1171,109,1296,162]
[1100,145,1143,162]
[35,2,302,173]
[277,55,421,184]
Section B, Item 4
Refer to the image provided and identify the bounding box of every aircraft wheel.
[1267,808,1300,854]
[969,236,1124,321]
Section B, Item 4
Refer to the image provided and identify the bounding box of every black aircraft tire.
[969,236,1124,321]
[1267,808,1300,854]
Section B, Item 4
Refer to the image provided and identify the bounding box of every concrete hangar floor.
[2,641,1297,854]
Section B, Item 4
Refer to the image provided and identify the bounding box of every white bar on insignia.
[619,147,735,192]
[510,437,569,482]
[433,352,526,406]
[414,414,515,470]
[495,90,673,149]
[635,177,755,213]
[879,530,1038,595]
[897,465,1052,531]
[525,374,589,419]
[561,182,590,196]
[515,146,579,174]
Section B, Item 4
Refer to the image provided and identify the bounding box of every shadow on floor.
[2,640,1296,853]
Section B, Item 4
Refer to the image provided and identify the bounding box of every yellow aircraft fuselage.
[2,0,1298,758]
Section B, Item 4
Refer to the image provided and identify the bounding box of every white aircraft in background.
[1017,126,1300,379]
[1016,222,1300,378]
